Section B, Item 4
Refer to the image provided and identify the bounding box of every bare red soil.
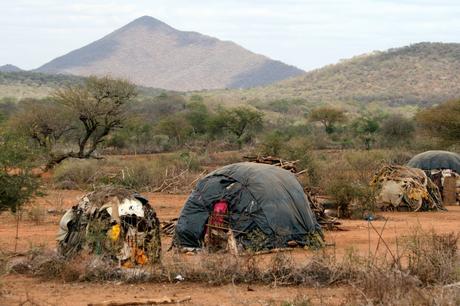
[1,190,459,305]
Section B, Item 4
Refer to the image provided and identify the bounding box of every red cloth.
[210,200,228,226]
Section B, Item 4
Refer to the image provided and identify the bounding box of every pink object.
[210,200,228,226]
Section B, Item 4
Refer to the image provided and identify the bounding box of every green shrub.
[0,135,40,213]
[259,131,287,156]
[282,137,319,186]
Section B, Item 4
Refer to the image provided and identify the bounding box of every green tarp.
[174,162,323,249]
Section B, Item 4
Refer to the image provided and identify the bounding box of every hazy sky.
[1,0,459,71]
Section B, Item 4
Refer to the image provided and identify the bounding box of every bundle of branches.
[243,155,299,173]
[160,218,177,236]
[153,169,207,194]
[370,165,444,211]
[306,193,341,230]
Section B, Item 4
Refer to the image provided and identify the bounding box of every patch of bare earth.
[1,190,459,305]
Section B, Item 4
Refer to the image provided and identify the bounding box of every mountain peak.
[36,16,304,90]
[124,15,173,30]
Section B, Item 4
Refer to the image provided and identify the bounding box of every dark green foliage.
[252,98,307,114]
[0,136,39,212]
[185,100,210,135]
[308,106,346,134]
[0,97,17,123]
[155,114,193,145]
[209,106,263,148]
[351,115,380,150]
[259,131,288,156]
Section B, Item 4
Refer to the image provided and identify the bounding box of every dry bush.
[404,231,459,285]
[346,230,459,305]
[280,294,312,306]
[386,149,414,165]
[59,256,87,282]
[53,159,100,189]
[52,153,206,192]
[0,252,8,297]
[352,265,423,304]
[344,150,387,183]
[31,254,66,280]
[0,252,7,275]
[0,251,8,296]
[315,150,392,218]
[348,283,460,306]
[200,150,242,167]
[26,204,46,225]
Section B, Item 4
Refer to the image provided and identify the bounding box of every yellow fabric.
[108,224,121,241]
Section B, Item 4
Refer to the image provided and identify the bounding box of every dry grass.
[279,294,312,306]
[405,231,459,285]
[2,217,459,304]
[52,153,207,193]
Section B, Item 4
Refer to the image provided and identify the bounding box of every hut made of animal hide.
[370,165,444,211]
[57,187,161,267]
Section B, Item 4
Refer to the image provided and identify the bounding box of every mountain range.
[35,16,304,91]
[2,17,460,109]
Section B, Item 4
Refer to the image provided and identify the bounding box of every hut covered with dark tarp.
[173,162,323,251]
[407,150,460,173]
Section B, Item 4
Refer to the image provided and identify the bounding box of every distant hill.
[0,71,165,99]
[0,71,83,99]
[211,42,460,110]
[36,16,304,91]
[0,64,22,72]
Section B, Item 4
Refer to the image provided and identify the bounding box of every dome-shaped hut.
[174,162,323,251]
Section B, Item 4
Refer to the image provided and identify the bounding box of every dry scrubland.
[1,70,459,305]
[0,150,459,306]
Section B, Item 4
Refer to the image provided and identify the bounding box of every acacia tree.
[308,106,346,134]
[210,106,263,148]
[12,76,137,169]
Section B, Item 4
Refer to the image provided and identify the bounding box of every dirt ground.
[1,190,459,305]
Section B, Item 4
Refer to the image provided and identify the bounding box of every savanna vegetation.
[0,73,459,305]
[208,42,460,111]
[1,76,458,200]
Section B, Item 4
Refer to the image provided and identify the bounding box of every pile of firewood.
[243,155,300,173]
[307,194,341,230]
